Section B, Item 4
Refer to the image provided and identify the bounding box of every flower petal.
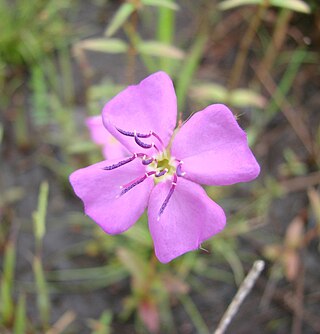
[171,104,260,185]
[69,158,154,234]
[86,116,129,159]
[148,177,226,263]
[102,71,177,153]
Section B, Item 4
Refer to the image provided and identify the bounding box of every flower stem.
[213,260,265,334]
[227,1,269,93]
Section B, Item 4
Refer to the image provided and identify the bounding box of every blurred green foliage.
[1,0,319,333]
[0,0,71,67]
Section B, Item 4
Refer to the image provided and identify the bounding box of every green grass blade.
[76,38,129,54]
[219,0,311,13]
[157,2,176,73]
[32,181,49,249]
[33,256,50,328]
[30,66,50,126]
[0,240,16,323]
[271,0,310,13]
[175,33,207,112]
[13,294,26,334]
[179,294,210,334]
[266,48,306,117]
[105,2,135,37]
[0,122,3,146]
[137,41,185,59]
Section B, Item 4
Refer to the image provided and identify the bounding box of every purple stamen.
[157,174,177,221]
[102,153,147,170]
[116,126,163,151]
[119,171,155,197]
[134,133,160,152]
[155,168,168,177]
[116,127,151,138]
[142,157,155,165]
[103,154,135,170]
[176,162,186,177]
[134,134,153,149]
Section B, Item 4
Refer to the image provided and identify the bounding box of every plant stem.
[227,1,269,92]
[214,260,265,334]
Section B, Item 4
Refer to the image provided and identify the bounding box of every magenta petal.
[102,72,177,153]
[86,116,129,159]
[171,104,260,186]
[148,177,226,263]
[69,159,154,234]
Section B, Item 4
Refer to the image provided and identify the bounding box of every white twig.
[214,260,265,334]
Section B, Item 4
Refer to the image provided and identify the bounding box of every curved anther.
[157,174,177,221]
[134,133,153,149]
[142,157,154,165]
[155,168,168,178]
[176,162,186,177]
[116,126,163,151]
[102,153,145,170]
[116,127,151,138]
[134,133,160,152]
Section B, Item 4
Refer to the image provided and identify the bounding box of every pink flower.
[85,115,129,159]
[70,72,260,263]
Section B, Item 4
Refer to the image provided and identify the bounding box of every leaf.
[137,41,185,59]
[219,0,261,10]
[271,0,310,13]
[32,181,49,244]
[105,2,135,37]
[230,88,266,108]
[76,38,128,54]
[190,83,227,102]
[190,83,266,108]
[142,0,179,10]
[218,0,311,14]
